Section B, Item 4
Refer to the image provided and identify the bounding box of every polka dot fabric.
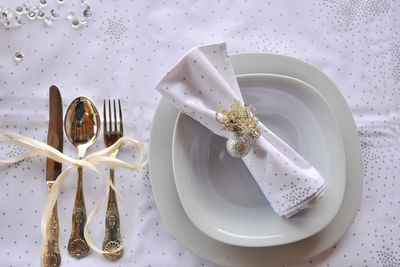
[0,0,398,266]
[155,43,325,217]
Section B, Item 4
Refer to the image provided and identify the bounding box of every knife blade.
[46,85,63,181]
[42,85,63,267]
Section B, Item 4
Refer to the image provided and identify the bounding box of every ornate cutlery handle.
[42,189,61,267]
[103,168,123,261]
[68,166,90,258]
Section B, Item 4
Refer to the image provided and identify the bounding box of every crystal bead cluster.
[0,0,92,29]
[216,100,261,158]
[67,1,92,29]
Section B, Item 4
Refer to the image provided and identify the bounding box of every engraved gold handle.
[68,166,90,258]
[103,168,123,261]
[42,186,61,267]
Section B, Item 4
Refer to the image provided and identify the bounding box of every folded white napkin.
[155,42,325,217]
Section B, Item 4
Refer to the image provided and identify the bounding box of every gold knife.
[42,85,63,267]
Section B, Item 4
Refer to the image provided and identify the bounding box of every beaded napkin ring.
[216,100,260,158]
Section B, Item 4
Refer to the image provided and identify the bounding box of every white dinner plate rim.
[149,52,363,266]
[171,73,346,247]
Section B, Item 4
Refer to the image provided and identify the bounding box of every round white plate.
[172,74,346,247]
[149,53,363,266]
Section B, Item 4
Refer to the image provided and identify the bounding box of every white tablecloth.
[0,0,398,266]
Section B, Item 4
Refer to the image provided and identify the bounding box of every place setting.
[0,41,363,266]
[3,0,398,265]
[0,86,147,266]
[149,42,363,266]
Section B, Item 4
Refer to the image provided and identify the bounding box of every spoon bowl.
[65,97,100,158]
[64,96,100,258]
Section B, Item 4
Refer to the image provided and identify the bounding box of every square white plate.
[172,73,346,247]
[149,53,363,266]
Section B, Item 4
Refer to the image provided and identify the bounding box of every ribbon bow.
[0,129,147,254]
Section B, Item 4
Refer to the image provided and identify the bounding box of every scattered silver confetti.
[50,9,58,19]
[15,6,24,15]
[37,10,45,19]
[14,52,24,62]
[27,10,36,20]
[1,10,10,20]
[71,19,80,28]
[39,0,48,7]
[1,0,92,29]
[83,9,92,18]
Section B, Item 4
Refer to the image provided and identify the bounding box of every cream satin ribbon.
[0,129,148,256]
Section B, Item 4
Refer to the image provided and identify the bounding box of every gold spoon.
[64,97,100,258]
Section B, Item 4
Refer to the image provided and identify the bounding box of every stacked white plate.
[149,53,363,267]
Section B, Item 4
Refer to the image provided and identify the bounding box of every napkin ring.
[216,100,260,158]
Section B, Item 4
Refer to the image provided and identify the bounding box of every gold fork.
[102,99,124,261]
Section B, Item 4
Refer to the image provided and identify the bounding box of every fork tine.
[118,99,123,134]
[103,99,107,133]
[113,99,117,131]
[108,99,112,131]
